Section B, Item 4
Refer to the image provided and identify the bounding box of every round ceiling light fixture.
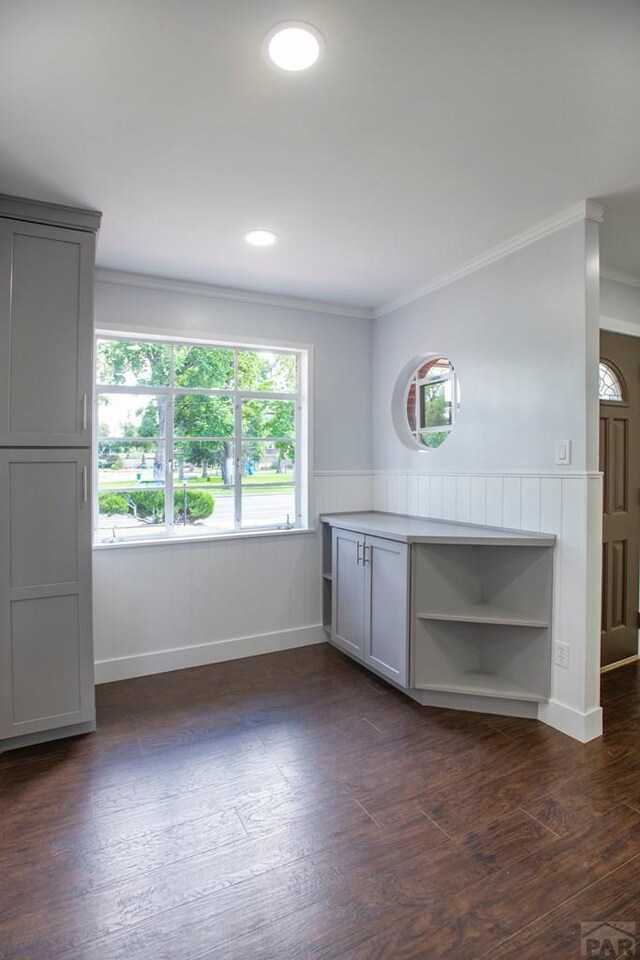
[264,22,324,72]
[245,229,278,247]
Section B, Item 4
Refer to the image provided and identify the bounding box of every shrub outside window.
[95,335,307,543]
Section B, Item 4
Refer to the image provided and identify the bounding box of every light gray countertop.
[319,511,555,547]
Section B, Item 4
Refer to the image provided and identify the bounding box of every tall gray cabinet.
[0,195,101,752]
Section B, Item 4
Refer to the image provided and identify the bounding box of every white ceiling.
[1,0,640,310]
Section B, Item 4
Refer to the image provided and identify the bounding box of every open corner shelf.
[414,670,546,702]
[416,604,549,629]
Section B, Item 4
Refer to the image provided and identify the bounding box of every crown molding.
[600,267,640,289]
[94,268,375,320]
[374,200,605,318]
[0,193,102,233]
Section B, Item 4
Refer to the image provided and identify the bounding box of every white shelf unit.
[411,543,553,702]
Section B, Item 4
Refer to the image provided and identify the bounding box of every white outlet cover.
[554,641,570,669]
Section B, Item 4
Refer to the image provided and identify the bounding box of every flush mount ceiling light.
[264,22,324,72]
[245,229,278,247]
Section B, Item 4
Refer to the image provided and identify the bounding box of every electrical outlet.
[554,641,570,669]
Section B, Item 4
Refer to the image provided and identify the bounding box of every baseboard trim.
[95,625,327,684]
[538,699,603,742]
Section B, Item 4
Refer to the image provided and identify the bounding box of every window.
[95,335,308,543]
[599,360,625,403]
[405,357,459,449]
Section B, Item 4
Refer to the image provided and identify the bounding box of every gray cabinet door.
[0,218,94,447]
[332,527,365,659]
[0,449,94,740]
[364,535,409,686]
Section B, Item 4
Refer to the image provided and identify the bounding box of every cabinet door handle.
[82,466,88,503]
[356,541,362,565]
[81,393,88,431]
[362,544,370,564]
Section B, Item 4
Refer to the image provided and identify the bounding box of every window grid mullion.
[234,350,241,530]
[165,345,175,535]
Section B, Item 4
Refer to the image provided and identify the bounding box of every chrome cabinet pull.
[81,393,88,431]
[356,541,362,565]
[82,466,88,503]
[362,544,370,564]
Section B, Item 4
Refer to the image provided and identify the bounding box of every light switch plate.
[555,439,572,465]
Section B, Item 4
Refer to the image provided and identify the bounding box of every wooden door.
[363,535,409,686]
[0,218,94,447]
[0,449,94,742]
[600,331,640,668]
[331,528,365,660]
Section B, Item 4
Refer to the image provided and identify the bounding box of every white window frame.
[409,359,458,447]
[93,330,311,545]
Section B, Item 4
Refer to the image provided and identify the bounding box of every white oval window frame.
[392,353,460,451]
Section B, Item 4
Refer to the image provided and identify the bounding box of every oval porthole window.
[392,354,460,450]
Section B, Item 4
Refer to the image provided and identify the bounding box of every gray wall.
[95,280,372,472]
[372,221,592,474]
[601,277,640,328]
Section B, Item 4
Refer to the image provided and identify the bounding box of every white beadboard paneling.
[443,475,457,519]
[456,475,472,522]
[503,477,522,529]
[430,475,444,518]
[407,474,419,516]
[540,477,563,536]
[373,473,386,512]
[396,474,409,515]
[387,473,399,514]
[417,474,431,516]
[521,477,542,532]
[486,477,504,527]
[470,476,487,525]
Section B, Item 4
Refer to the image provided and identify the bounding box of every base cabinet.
[332,527,409,686]
[323,513,555,718]
[0,449,95,743]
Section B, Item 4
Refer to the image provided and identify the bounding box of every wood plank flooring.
[2,644,640,959]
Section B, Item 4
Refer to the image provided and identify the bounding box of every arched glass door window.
[599,360,625,403]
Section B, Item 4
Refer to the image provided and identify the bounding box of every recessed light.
[245,229,278,247]
[264,22,324,72]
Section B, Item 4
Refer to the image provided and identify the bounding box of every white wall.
[93,278,373,681]
[373,222,595,474]
[371,216,602,741]
[601,276,640,332]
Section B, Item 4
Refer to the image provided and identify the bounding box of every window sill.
[93,526,317,550]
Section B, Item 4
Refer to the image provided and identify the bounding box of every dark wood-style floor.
[2,646,640,959]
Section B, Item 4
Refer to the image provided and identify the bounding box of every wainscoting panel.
[94,472,373,682]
